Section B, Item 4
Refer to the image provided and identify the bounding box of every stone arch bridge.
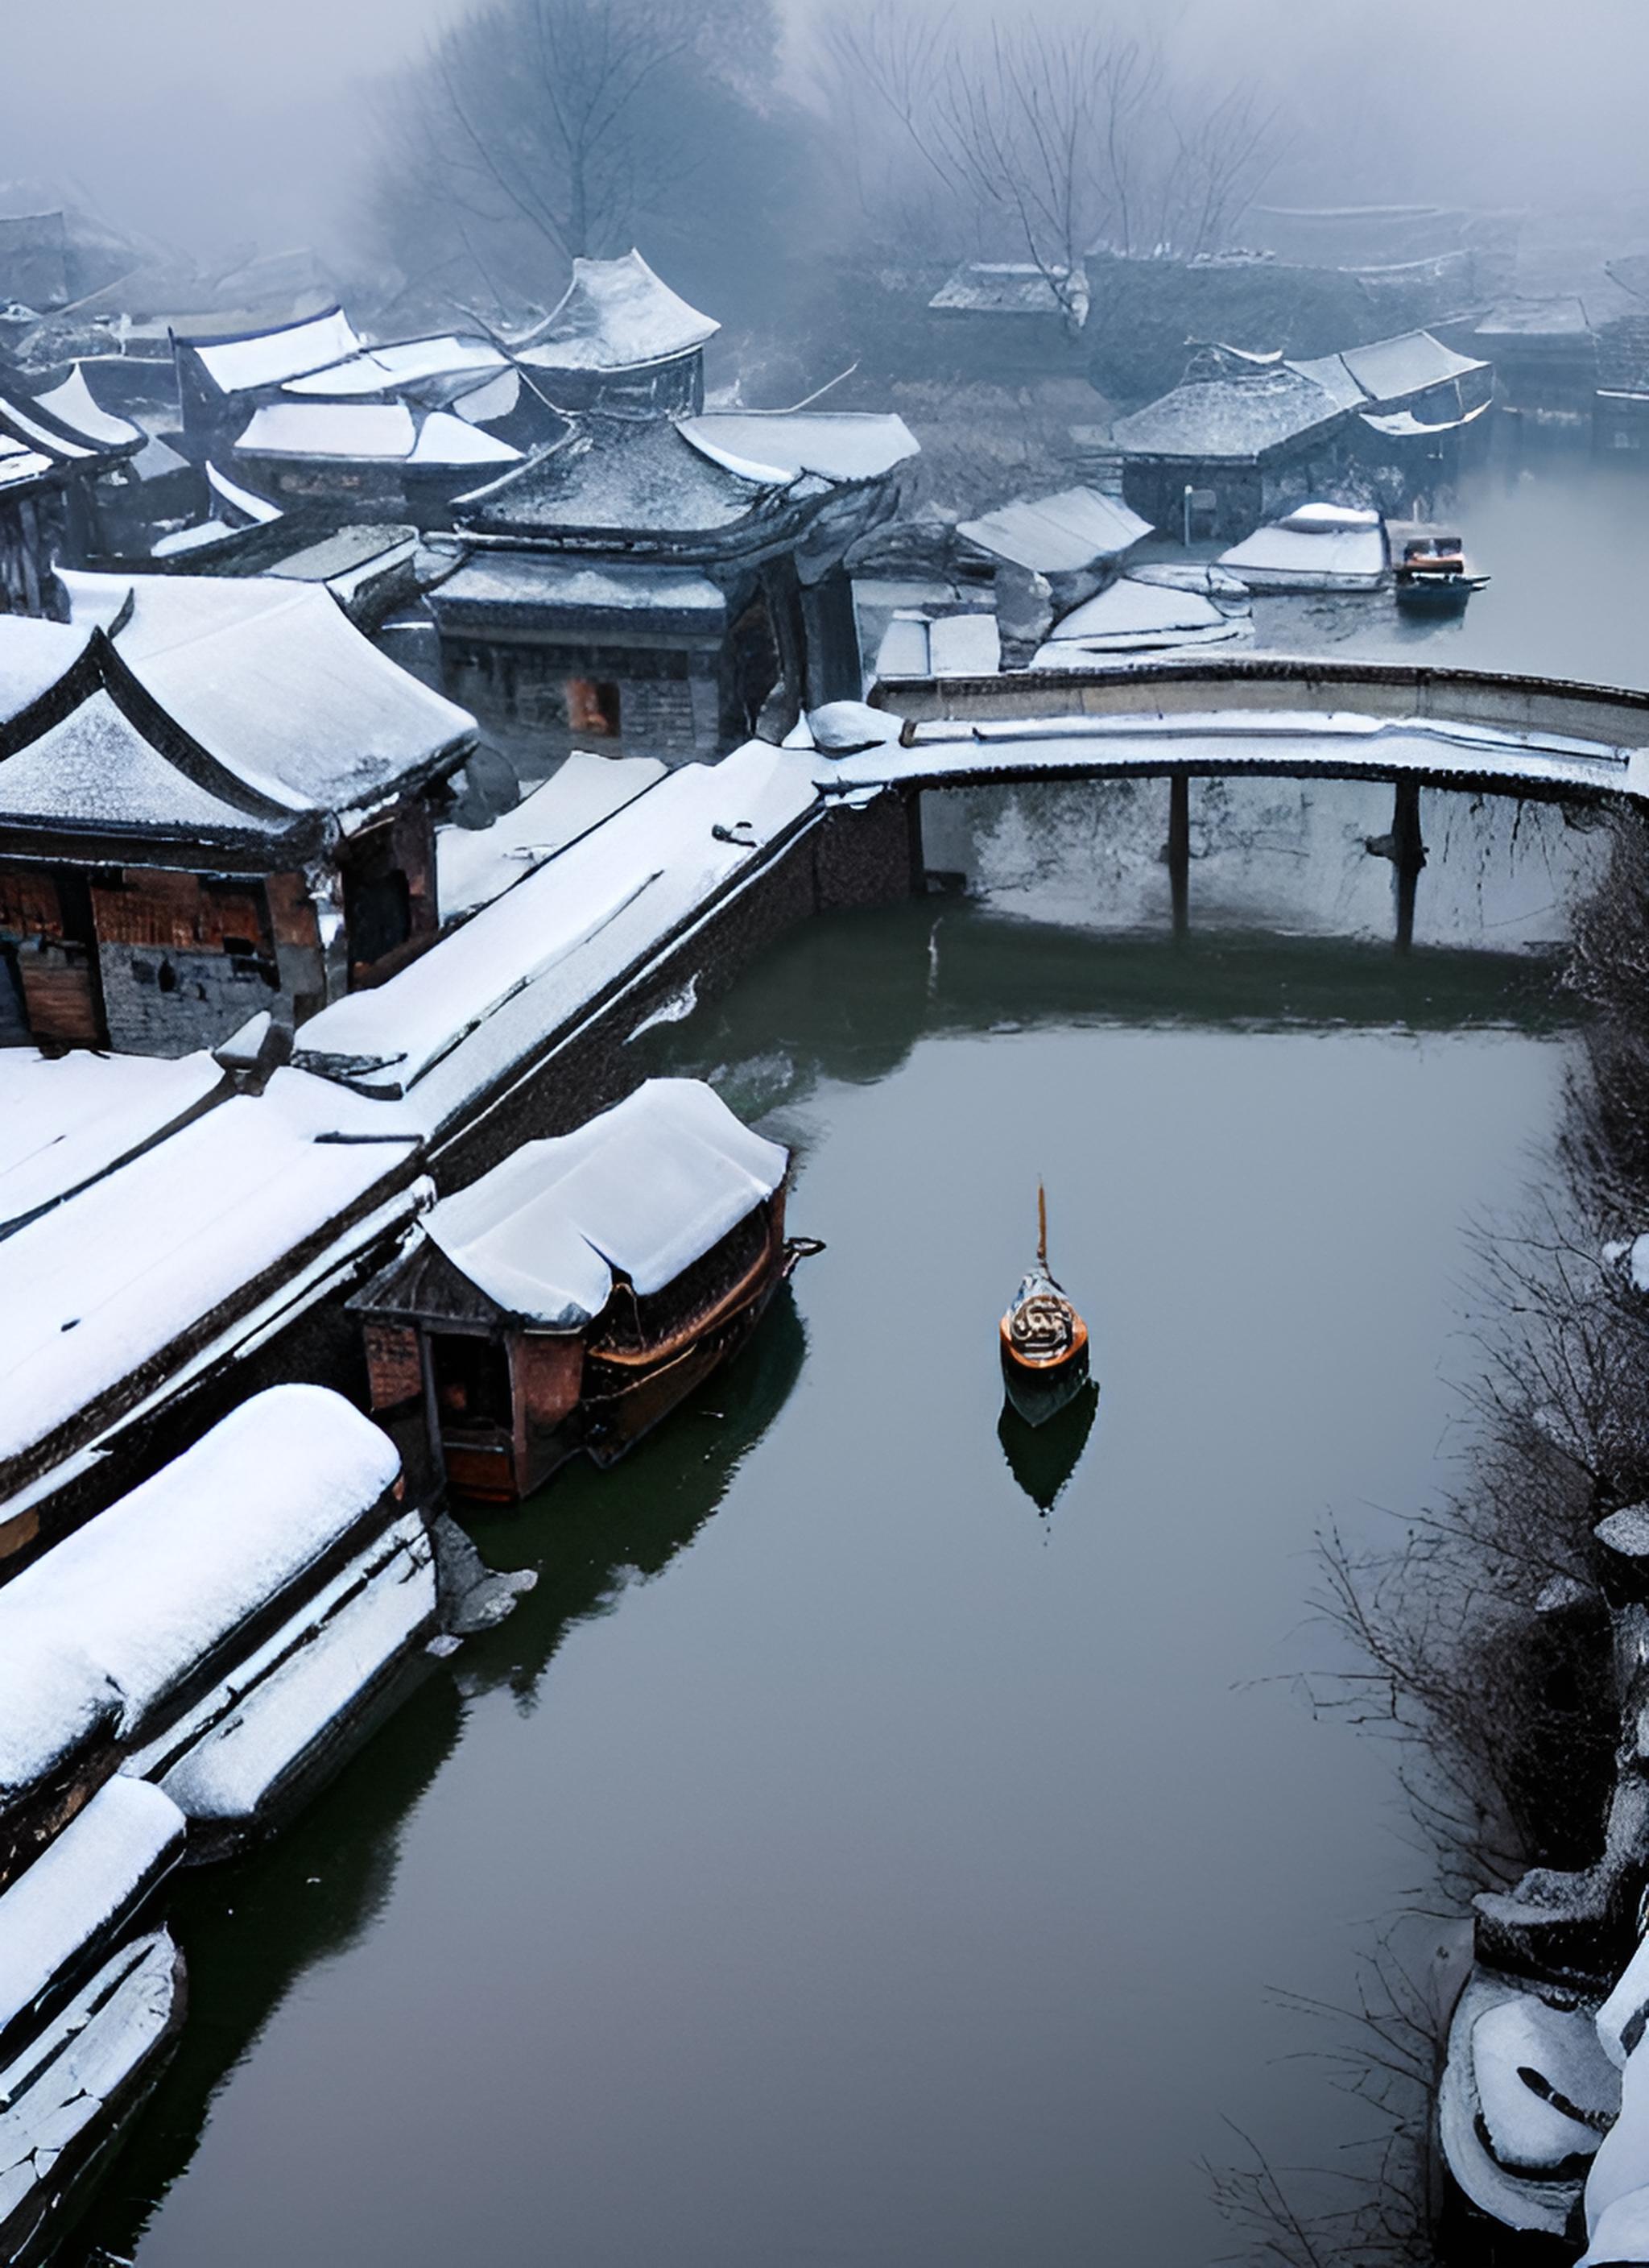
[847,656,1649,943]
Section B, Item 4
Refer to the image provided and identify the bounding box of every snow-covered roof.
[680,412,918,486]
[0,1094,420,1486]
[0,390,95,463]
[0,1387,398,1769]
[209,460,282,524]
[437,751,667,921]
[1048,579,1230,644]
[0,1046,222,1233]
[874,610,1001,681]
[183,305,363,396]
[429,554,726,623]
[0,615,88,717]
[1361,396,1494,438]
[929,263,1089,324]
[454,366,522,425]
[1287,331,1489,413]
[58,570,475,814]
[0,686,279,838]
[291,741,818,1113]
[957,486,1151,573]
[0,1778,184,2042]
[516,250,719,374]
[410,411,521,467]
[1337,329,1488,404]
[283,334,506,398]
[0,433,56,493]
[415,1078,786,1325]
[234,400,522,470]
[32,365,141,452]
[459,416,775,537]
[238,401,415,459]
[1218,503,1387,590]
[1114,369,1345,461]
[1476,298,1591,341]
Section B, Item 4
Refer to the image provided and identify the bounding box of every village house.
[172,304,365,453]
[1112,329,1494,540]
[926,262,1091,377]
[0,373,143,610]
[425,253,918,759]
[1593,317,1649,454]
[1473,300,1597,424]
[0,570,474,1055]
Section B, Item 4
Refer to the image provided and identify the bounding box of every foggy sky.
[11,0,1649,277]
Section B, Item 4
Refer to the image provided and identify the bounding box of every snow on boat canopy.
[352,1078,803,1503]
[1218,501,1388,591]
[423,1078,787,1325]
[956,486,1152,575]
[513,250,719,374]
[0,1384,433,1847]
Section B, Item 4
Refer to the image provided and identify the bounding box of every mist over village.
[7,6,1649,2267]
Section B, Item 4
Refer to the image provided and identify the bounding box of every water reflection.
[997,1382,1099,1515]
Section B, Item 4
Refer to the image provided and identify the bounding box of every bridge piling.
[1364,778,1428,950]
[1167,775,1190,937]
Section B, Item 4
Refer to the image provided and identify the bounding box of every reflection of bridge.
[849,656,1649,943]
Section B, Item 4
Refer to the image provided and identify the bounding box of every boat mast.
[1037,1181,1048,1269]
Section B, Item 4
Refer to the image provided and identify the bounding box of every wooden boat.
[1393,531,1490,613]
[999,1186,1091,1426]
[351,1078,820,1505]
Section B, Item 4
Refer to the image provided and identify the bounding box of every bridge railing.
[870,655,1649,755]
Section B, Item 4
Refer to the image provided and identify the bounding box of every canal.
[74,894,1574,2268]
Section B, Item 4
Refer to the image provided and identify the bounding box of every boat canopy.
[423,1078,788,1326]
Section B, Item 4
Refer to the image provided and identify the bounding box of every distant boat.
[999,1185,1091,1426]
[1393,529,1489,614]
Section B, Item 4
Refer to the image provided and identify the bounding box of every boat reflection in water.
[998,1379,1099,1513]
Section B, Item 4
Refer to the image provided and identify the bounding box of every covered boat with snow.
[350,1078,812,1504]
[1217,500,1388,592]
[0,1384,435,1855]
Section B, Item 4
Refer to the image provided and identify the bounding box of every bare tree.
[818,4,1283,300]
[374,0,788,308]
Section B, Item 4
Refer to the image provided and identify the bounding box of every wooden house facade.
[0,572,474,1054]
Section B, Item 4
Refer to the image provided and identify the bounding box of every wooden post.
[1167,773,1190,937]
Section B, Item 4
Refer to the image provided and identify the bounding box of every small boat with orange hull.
[999,1186,1091,1426]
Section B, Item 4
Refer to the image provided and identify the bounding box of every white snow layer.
[1600,1934,1649,2069]
[293,741,818,1115]
[160,1515,434,1822]
[32,367,141,452]
[0,1048,222,1231]
[436,751,667,921]
[191,308,363,395]
[0,1779,184,2043]
[421,1077,787,1324]
[59,570,473,815]
[0,1098,419,1476]
[1587,2041,1649,2244]
[1473,1995,1618,2171]
[1581,2187,1649,2266]
[0,1387,399,1761]
[0,1928,178,2196]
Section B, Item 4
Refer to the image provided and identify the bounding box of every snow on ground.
[0,1049,223,1233]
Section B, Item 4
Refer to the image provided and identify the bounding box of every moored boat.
[999,1187,1091,1427]
[351,1078,820,1504]
[1393,528,1490,613]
